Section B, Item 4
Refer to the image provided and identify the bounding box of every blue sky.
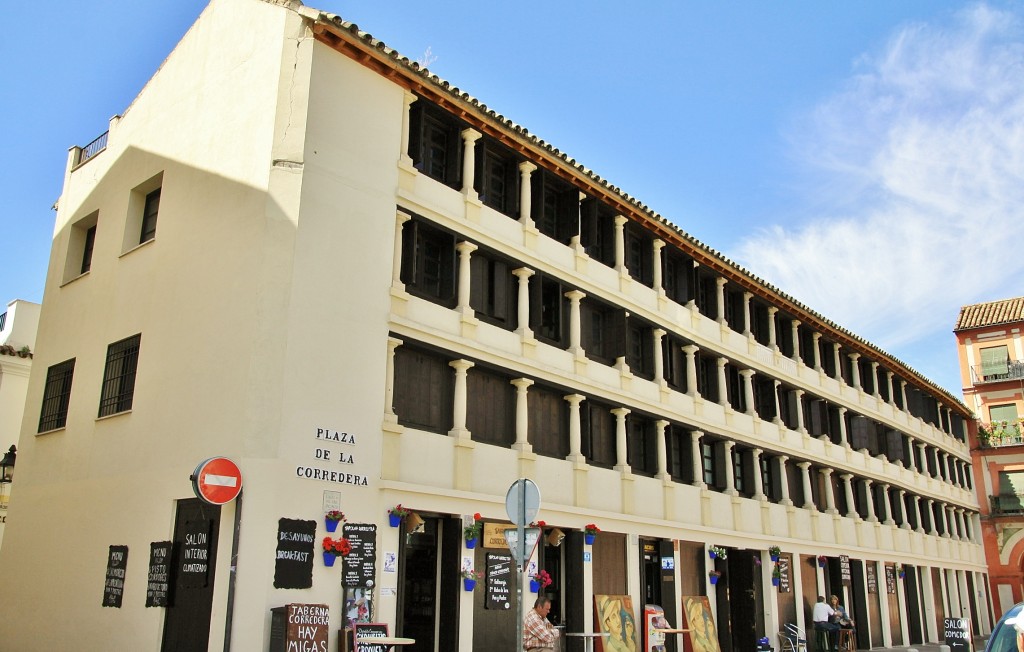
[3,0,1024,401]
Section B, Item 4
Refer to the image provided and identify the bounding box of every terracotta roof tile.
[954,296,1024,332]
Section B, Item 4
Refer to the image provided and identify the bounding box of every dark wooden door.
[904,566,924,644]
[932,567,947,640]
[161,498,221,652]
[725,549,760,652]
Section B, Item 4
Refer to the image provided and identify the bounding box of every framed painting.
[682,595,721,652]
[594,594,639,652]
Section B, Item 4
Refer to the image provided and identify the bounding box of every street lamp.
[0,445,16,483]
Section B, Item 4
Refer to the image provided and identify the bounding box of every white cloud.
[735,3,1024,355]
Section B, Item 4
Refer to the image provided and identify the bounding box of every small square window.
[98,334,141,417]
[38,358,75,432]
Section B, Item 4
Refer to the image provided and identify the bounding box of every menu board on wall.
[146,541,172,607]
[180,518,213,588]
[274,518,316,589]
[354,622,389,652]
[866,563,878,594]
[839,555,852,586]
[777,555,791,593]
[343,523,378,588]
[102,545,129,608]
[884,565,897,594]
[486,553,513,610]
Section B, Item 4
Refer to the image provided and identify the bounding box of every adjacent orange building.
[956,296,1024,615]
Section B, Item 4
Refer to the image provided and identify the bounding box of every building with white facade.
[0,1,989,650]
[0,299,38,544]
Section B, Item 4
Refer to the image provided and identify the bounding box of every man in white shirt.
[812,596,839,651]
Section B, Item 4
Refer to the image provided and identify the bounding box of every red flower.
[536,520,546,528]
[473,512,482,521]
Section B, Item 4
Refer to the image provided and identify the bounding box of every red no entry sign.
[191,457,242,505]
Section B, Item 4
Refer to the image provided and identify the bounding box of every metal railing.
[990,494,1024,515]
[971,360,1024,384]
[0,311,6,332]
[979,423,1024,448]
[76,131,108,167]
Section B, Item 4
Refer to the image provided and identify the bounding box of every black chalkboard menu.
[884,565,896,594]
[102,545,129,608]
[777,555,791,593]
[839,555,852,586]
[354,622,389,652]
[944,617,972,652]
[486,553,513,609]
[274,518,316,589]
[146,541,172,607]
[866,563,878,594]
[180,518,213,588]
[343,523,377,588]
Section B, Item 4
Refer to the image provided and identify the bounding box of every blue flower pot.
[323,552,336,567]
[530,580,540,593]
[772,577,780,586]
[325,519,339,533]
[709,575,719,585]
[466,537,477,549]
[463,578,476,591]
[584,533,595,545]
[389,513,401,528]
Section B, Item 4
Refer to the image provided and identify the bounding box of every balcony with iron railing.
[0,311,6,332]
[971,360,1024,384]
[74,131,108,168]
[990,493,1024,516]
[979,422,1024,449]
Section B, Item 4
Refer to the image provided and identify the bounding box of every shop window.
[409,101,462,189]
[393,346,454,434]
[401,219,457,306]
[38,358,75,432]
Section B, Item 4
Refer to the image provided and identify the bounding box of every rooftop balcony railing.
[0,311,6,332]
[75,131,108,167]
[972,360,1024,384]
[990,493,1024,516]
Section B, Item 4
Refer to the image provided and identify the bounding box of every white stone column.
[812,332,822,371]
[939,451,949,482]
[895,489,910,529]
[768,307,779,352]
[880,483,893,525]
[612,407,630,472]
[715,277,727,325]
[887,371,896,407]
[716,357,729,407]
[942,505,952,537]
[653,328,666,385]
[955,508,967,541]
[511,378,534,452]
[821,468,837,514]
[871,362,881,399]
[461,128,481,198]
[740,369,756,417]
[614,215,628,277]
[652,240,665,293]
[798,461,815,510]
[842,474,857,518]
[655,420,670,481]
[392,211,412,290]
[777,455,792,506]
[906,437,917,471]
[772,380,783,426]
[864,479,877,522]
[850,353,862,391]
[832,343,843,381]
[513,267,534,338]
[914,495,925,533]
[900,380,909,412]
[449,359,474,438]
[400,91,417,165]
[722,441,738,496]
[691,430,706,488]
[794,389,806,434]
[384,336,403,421]
[917,442,928,476]
[565,394,585,462]
[683,345,699,398]
[837,407,849,447]
[791,319,802,363]
[518,161,536,227]
[455,241,477,317]
[566,290,586,356]
[925,499,937,535]
[752,448,766,500]
[742,292,753,336]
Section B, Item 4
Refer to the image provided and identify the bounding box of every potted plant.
[461,568,482,591]
[709,570,722,585]
[709,545,728,560]
[324,510,345,533]
[817,555,827,568]
[464,513,483,549]
[584,523,600,545]
[530,569,552,593]
[322,537,351,567]
[388,504,410,527]
[772,564,782,586]
[768,545,781,562]
[896,563,905,579]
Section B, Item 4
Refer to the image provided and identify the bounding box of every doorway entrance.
[161,498,221,652]
[640,539,678,652]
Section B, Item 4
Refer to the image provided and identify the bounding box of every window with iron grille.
[98,334,141,417]
[38,358,75,432]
